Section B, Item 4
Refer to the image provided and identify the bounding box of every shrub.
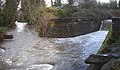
[21,0,54,36]
[48,5,77,18]
[0,0,19,27]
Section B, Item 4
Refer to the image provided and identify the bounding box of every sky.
[45,0,118,7]
[97,0,110,3]
[45,0,68,7]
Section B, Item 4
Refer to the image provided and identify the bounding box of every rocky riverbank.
[86,26,120,70]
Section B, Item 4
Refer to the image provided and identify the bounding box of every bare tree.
[54,0,61,6]
[51,0,54,6]
[68,0,74,5]
[0,0,19,27]
[21,0,54,36]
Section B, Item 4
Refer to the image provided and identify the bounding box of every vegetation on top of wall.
[48,5,76,18]
[49,0,120,19]
[72,9,96,18]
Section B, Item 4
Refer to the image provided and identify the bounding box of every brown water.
[0,21,108,70]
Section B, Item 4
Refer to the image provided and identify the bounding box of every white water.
[0,21,108,70]
[100,19,112,31]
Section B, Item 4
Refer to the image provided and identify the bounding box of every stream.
[0,21,108,70]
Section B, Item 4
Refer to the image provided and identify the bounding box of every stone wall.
[46,18,101,38]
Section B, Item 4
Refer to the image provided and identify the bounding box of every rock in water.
[85,54,112,64]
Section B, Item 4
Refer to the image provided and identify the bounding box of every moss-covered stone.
[113,58,120,70]
[98,25,112,53]
[101,58,117,70]
[50,21,56,27]
[87,65,101,70]
[0,27,9,33]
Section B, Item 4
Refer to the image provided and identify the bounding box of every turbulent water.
[0,21,108,70]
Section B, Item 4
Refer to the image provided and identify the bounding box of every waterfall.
[100,19,112,31]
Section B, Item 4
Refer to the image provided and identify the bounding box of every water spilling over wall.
[100,19,112,31]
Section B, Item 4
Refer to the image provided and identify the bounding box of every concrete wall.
[46,18,101,38]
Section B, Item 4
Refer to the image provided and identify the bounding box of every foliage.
[47,7,60,17]
[112,10,120,17]
[51,0,61,7]
[72,9,95,16]
[54,0,61,6]
[0,0,19,27]
[57,5,75,18]
[110,0,118,9]
[21,0,54,36]
[91,9,113,19]
[0,27,9,33]
[50,21,56,27]
[49,0,118,19]
[83,0,97,9]
[48,4,77,18]
[72,8,113,20]
[68,0,74,5]
[119,0,120,9]
[0,27,9,40]
[97,2,111,9]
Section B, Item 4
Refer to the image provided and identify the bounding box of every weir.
[47,17,101,38]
